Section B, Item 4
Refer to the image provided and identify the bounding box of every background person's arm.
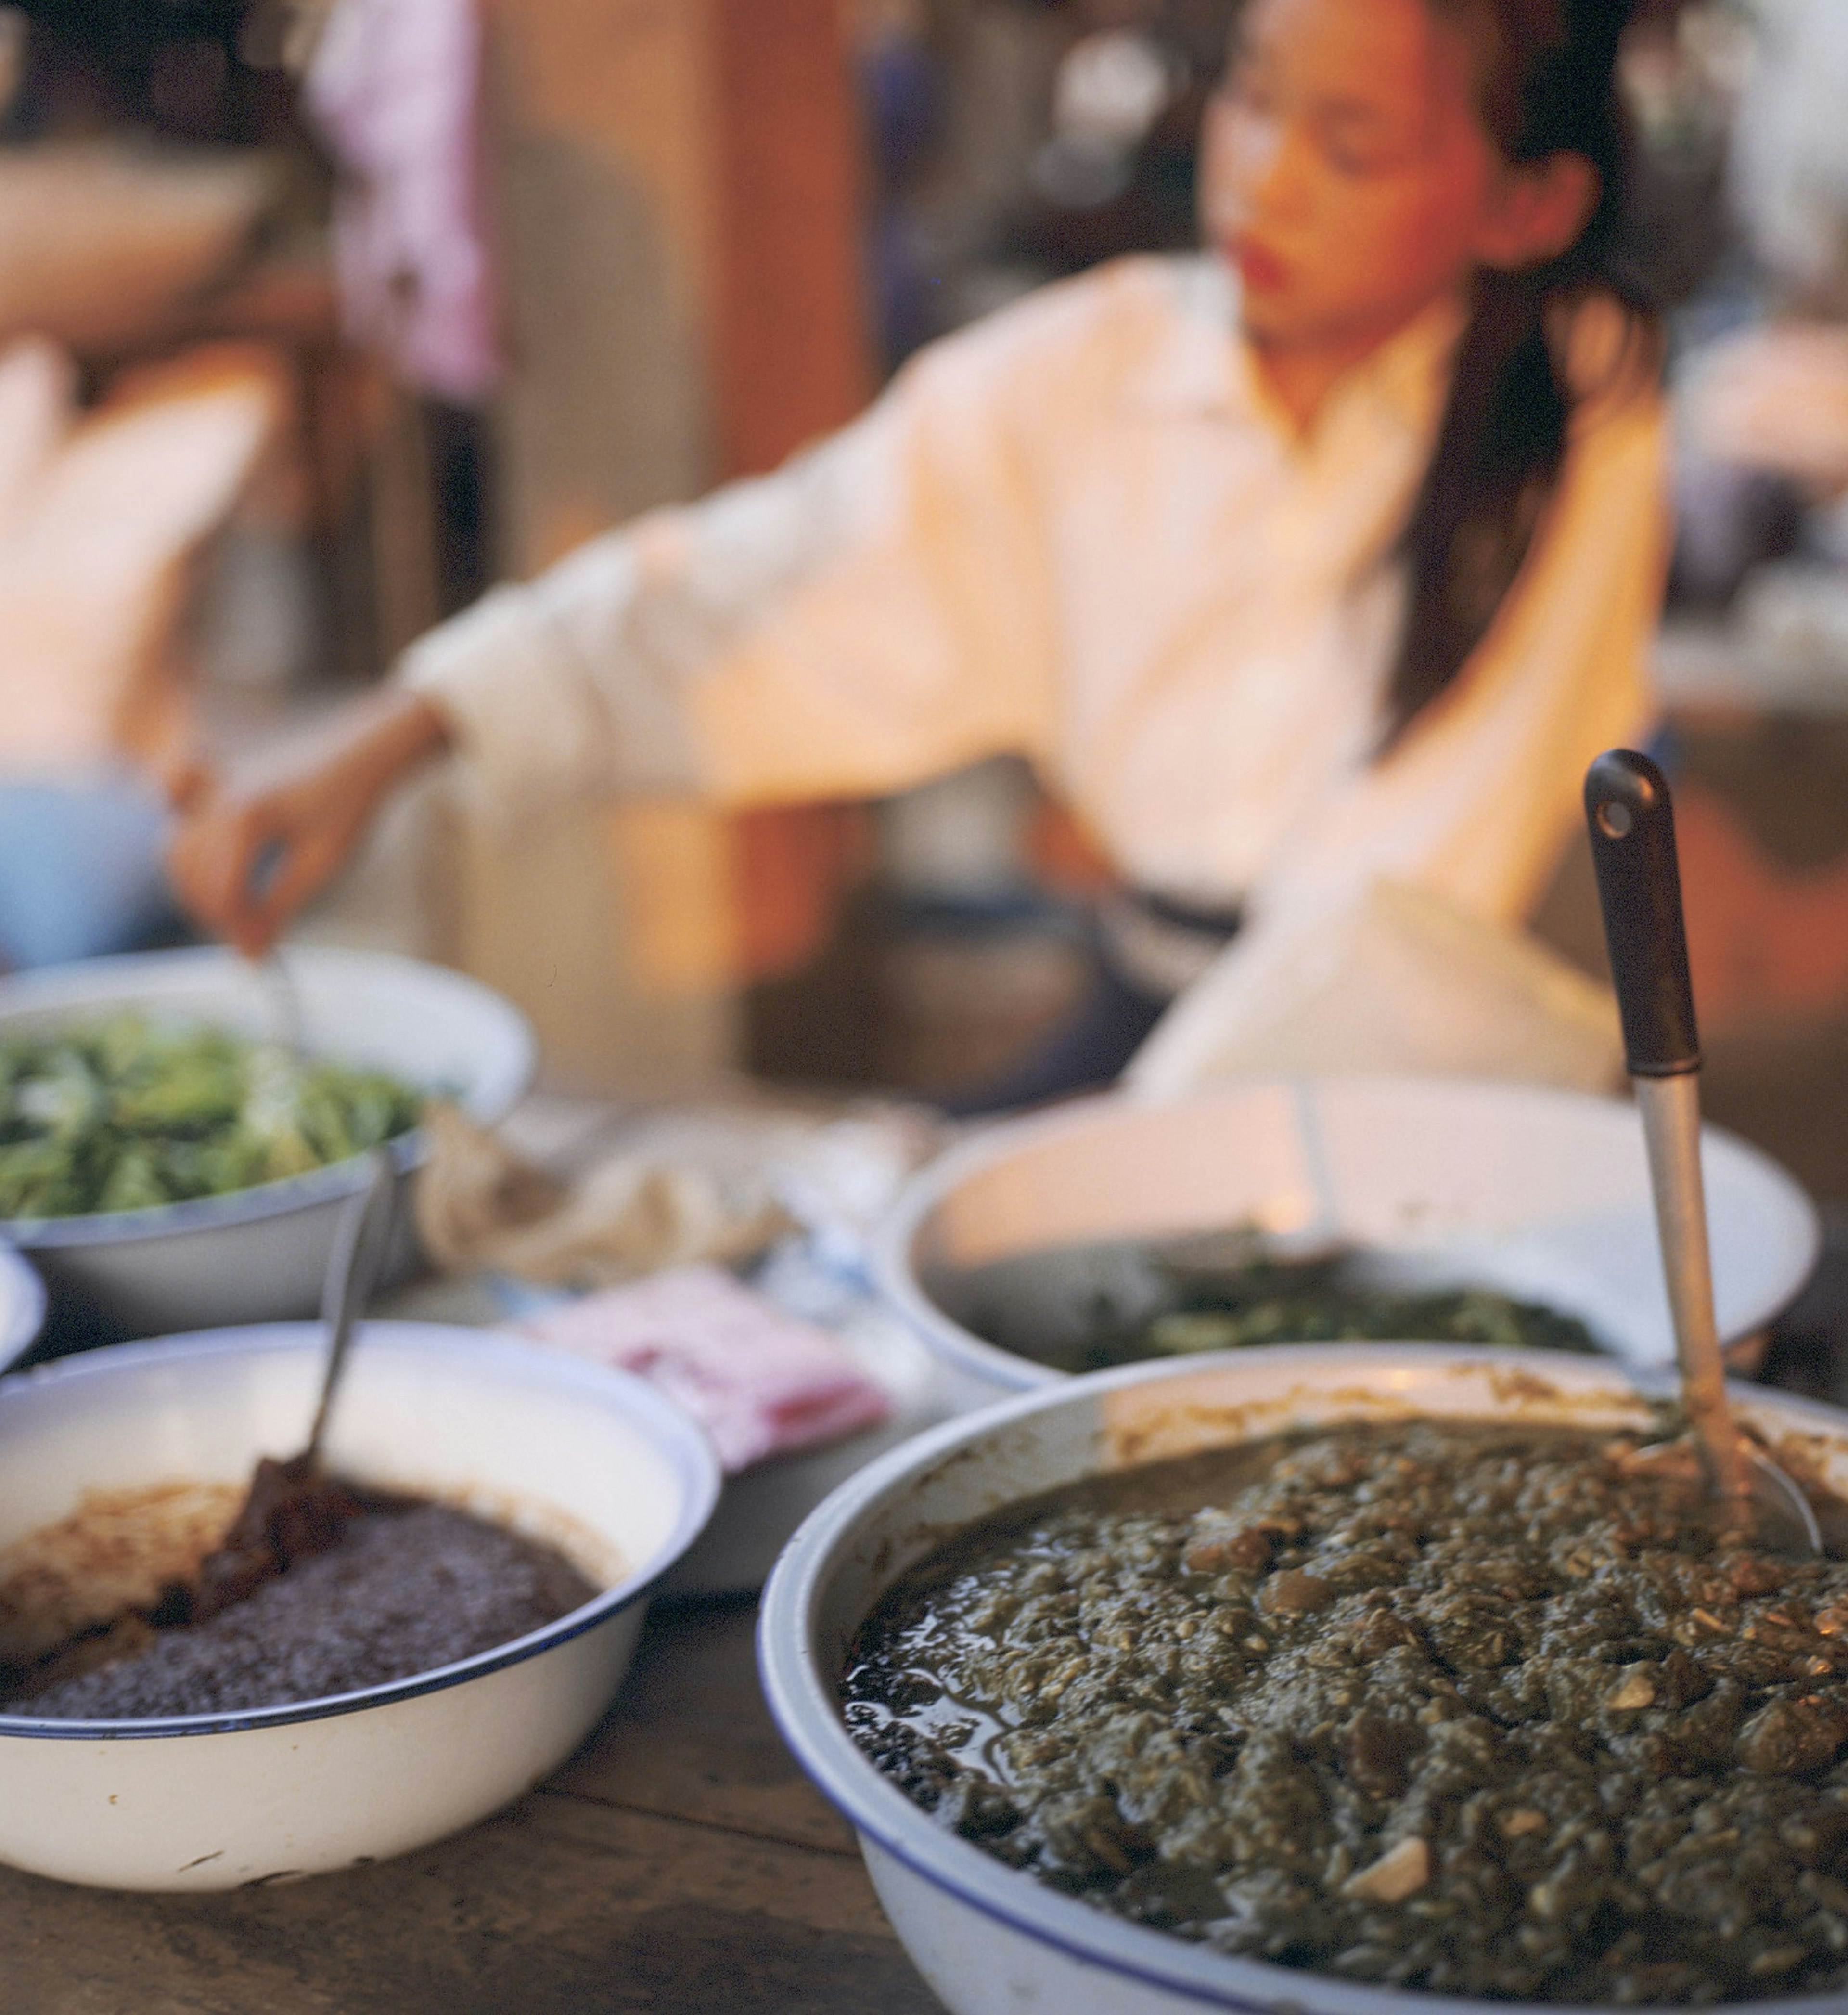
[167,688,452,957]
[168,276,1087,956]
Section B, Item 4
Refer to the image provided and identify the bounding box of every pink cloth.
[512,1266,892,1473]
[304,0,499,402]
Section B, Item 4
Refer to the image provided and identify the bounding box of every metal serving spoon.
[245,833,309,1060]
[190,1150,402,1618]
[1584,749,1819,1557]
[302,1147,401,1463]
[259,948,308,1060]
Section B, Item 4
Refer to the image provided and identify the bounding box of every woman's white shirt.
[402,254,1665,932]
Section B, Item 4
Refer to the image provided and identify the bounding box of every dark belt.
[1129,888,1245,939]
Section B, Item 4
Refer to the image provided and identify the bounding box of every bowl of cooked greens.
[873,1078,1820,1403]
[759,1342,1848,2014]
[0,947,535,1336]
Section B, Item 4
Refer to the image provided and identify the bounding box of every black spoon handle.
[1583,749,1700,1079]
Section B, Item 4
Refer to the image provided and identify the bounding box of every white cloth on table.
[1126,878,1626,1101]
[400,253,1665,940]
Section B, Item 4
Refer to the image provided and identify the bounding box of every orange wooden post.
[707,0,873,478]
[709,0,878,982]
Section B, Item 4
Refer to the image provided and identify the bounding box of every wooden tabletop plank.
[549,1598,858,1855]
[0,1790,938,2014]
[0,1598,941,2013]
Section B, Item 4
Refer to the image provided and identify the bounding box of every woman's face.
[1199,0,1505,354]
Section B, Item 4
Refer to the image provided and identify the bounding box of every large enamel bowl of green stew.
[0,947,534,1341]
[759,1344,1848,2015]
[873,1079,1820,1403]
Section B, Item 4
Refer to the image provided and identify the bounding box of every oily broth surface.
[842,1418,1848,2005]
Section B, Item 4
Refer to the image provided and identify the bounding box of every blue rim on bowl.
[0,1324,721,1742]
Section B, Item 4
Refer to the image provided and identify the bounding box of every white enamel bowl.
[873,1078,1821,1404]
[0,947,535,1335]
[760,1343,1848,2015]
[0,1322,719,1890]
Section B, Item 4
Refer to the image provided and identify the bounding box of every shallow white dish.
[0,1321,719,1890]
[874,1077,1821,1403]
[759,1343,1848,2015]
[0,947,535,1334]
[665,1303,950,1596]
[375,1265,955,1599]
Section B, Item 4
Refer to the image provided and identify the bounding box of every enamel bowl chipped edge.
[0,1321,719,1890]
[872,1077,1822,1406]
[759,1342,1848,2015]
[0,947,536,1334]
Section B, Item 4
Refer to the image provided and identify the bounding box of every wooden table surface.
[1,1598,943,2014]
[4,1096,951,2012]
[9,1084,1846,2015]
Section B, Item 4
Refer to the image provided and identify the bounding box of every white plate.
[664,1300,950,1596]
[875,1075,1822,1401]
[411,1264,955,1600]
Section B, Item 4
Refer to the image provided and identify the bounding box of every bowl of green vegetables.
[0,947,534,1341]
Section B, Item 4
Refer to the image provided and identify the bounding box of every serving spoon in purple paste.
[189,1149,403,1618]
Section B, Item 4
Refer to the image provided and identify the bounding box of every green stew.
[845,1418,1848,2004]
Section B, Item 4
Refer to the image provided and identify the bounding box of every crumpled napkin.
[412,1100,794,1290]
[412,1096,939,1292]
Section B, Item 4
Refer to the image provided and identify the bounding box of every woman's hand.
[167,688,452,958]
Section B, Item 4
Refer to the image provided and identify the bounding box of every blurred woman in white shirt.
[169,0,1667,1103]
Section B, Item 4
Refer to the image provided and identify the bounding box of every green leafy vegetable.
[0,1016,424,1219]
